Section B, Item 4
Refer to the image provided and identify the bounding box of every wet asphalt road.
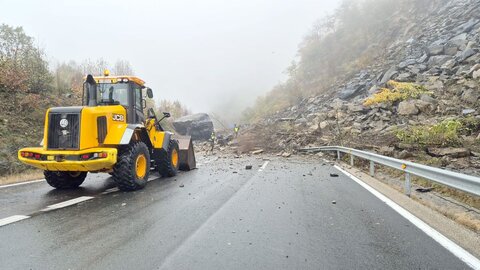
[0,155,473,270]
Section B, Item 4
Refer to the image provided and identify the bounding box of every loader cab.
[83,71,153,124]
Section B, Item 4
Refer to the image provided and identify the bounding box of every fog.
[1,0,339,121]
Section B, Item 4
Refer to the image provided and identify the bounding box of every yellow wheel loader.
[18,70,196,191]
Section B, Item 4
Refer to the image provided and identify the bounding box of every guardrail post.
[350,155,354,166]
[405,172,411,197]
[337,150,340,160]
[369,161,375,177]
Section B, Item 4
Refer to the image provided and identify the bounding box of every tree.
[0,24,52,94]
[81,58,109,76]
[113,60,134,75]
[53,60,83,96]
[157,99,191,119]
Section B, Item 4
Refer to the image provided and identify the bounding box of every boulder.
[428,44,444,56]
[396,72,413,81]
[397,100,419,115]
[462,108,475,115]
[414,100,436,113]
[457,48,476,62]
[443,43,458,56]
[395,150,413,159]
[461,89,480,103]
[378,146,394,156]
[172,113,214,141]
[441,59,457,69]
[474,70,480,79]
[347,104,368,113]
[428,55,453,67]
[319,121,330,129]
[454,19,479,34]
[420,94,437,104]
[339,84,365,100]
[380,67,398,84]
[417,53,429,63]
[427,148,470,158]
[398,59,417,69]
[468,64,480,78]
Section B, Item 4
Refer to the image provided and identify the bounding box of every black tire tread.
[112,141,150,191]
[44,171,87,189]
[158,140,179,177]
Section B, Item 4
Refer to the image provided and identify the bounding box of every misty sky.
[1,0,340,121]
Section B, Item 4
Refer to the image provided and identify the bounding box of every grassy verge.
[0,169,44,186]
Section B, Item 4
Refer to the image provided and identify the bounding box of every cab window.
[134,85,142,109]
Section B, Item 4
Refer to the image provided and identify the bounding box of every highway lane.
[0,155,475,269]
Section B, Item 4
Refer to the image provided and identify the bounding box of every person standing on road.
[210,131,216,154]
[233,124,240,138]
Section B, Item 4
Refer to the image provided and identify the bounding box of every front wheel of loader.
[158,140,179,177]
[112,142,150,191]
[44,171,87,189]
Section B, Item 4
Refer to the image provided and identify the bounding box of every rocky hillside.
[247,0,480,175]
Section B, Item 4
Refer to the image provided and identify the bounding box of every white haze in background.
[1,0,339,123]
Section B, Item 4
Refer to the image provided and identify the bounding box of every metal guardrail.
[299,146,480,197]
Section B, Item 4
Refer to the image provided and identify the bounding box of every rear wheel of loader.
[112,141,150,191]
[158,140,179,177]
[44,171,87,189]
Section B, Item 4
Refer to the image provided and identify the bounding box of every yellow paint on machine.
[146,118,166,148]
[18,147,117,171]
[39,106,129,151]
[79,105,127,148]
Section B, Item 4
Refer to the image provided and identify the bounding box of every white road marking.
[147,175,158,182]
[0,215,30,227]
[101,187,119,194]
[41,196,94,212]
[0,179,45,189]
[334,165,480,270]
[258,161,270,172]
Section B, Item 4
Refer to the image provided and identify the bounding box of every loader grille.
[47,113,80,149]
[97,116,107,144]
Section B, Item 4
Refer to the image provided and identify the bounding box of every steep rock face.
[248,0,480,174]
[172,113,214,141]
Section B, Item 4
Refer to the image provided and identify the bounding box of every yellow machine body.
[17,71,195,190]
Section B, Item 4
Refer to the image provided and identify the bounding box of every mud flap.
[175,135,196,171]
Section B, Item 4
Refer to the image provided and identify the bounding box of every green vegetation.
[395,118,480,147]
[364,81,431,106]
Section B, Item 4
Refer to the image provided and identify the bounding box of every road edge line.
[0,179,45,189]
[334,165,480,270]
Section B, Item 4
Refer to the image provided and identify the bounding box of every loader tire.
[44,171,87,189]
[158,140,179,177]
[112,142,150,191]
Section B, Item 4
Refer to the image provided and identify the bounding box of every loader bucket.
[175,135,196,171]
